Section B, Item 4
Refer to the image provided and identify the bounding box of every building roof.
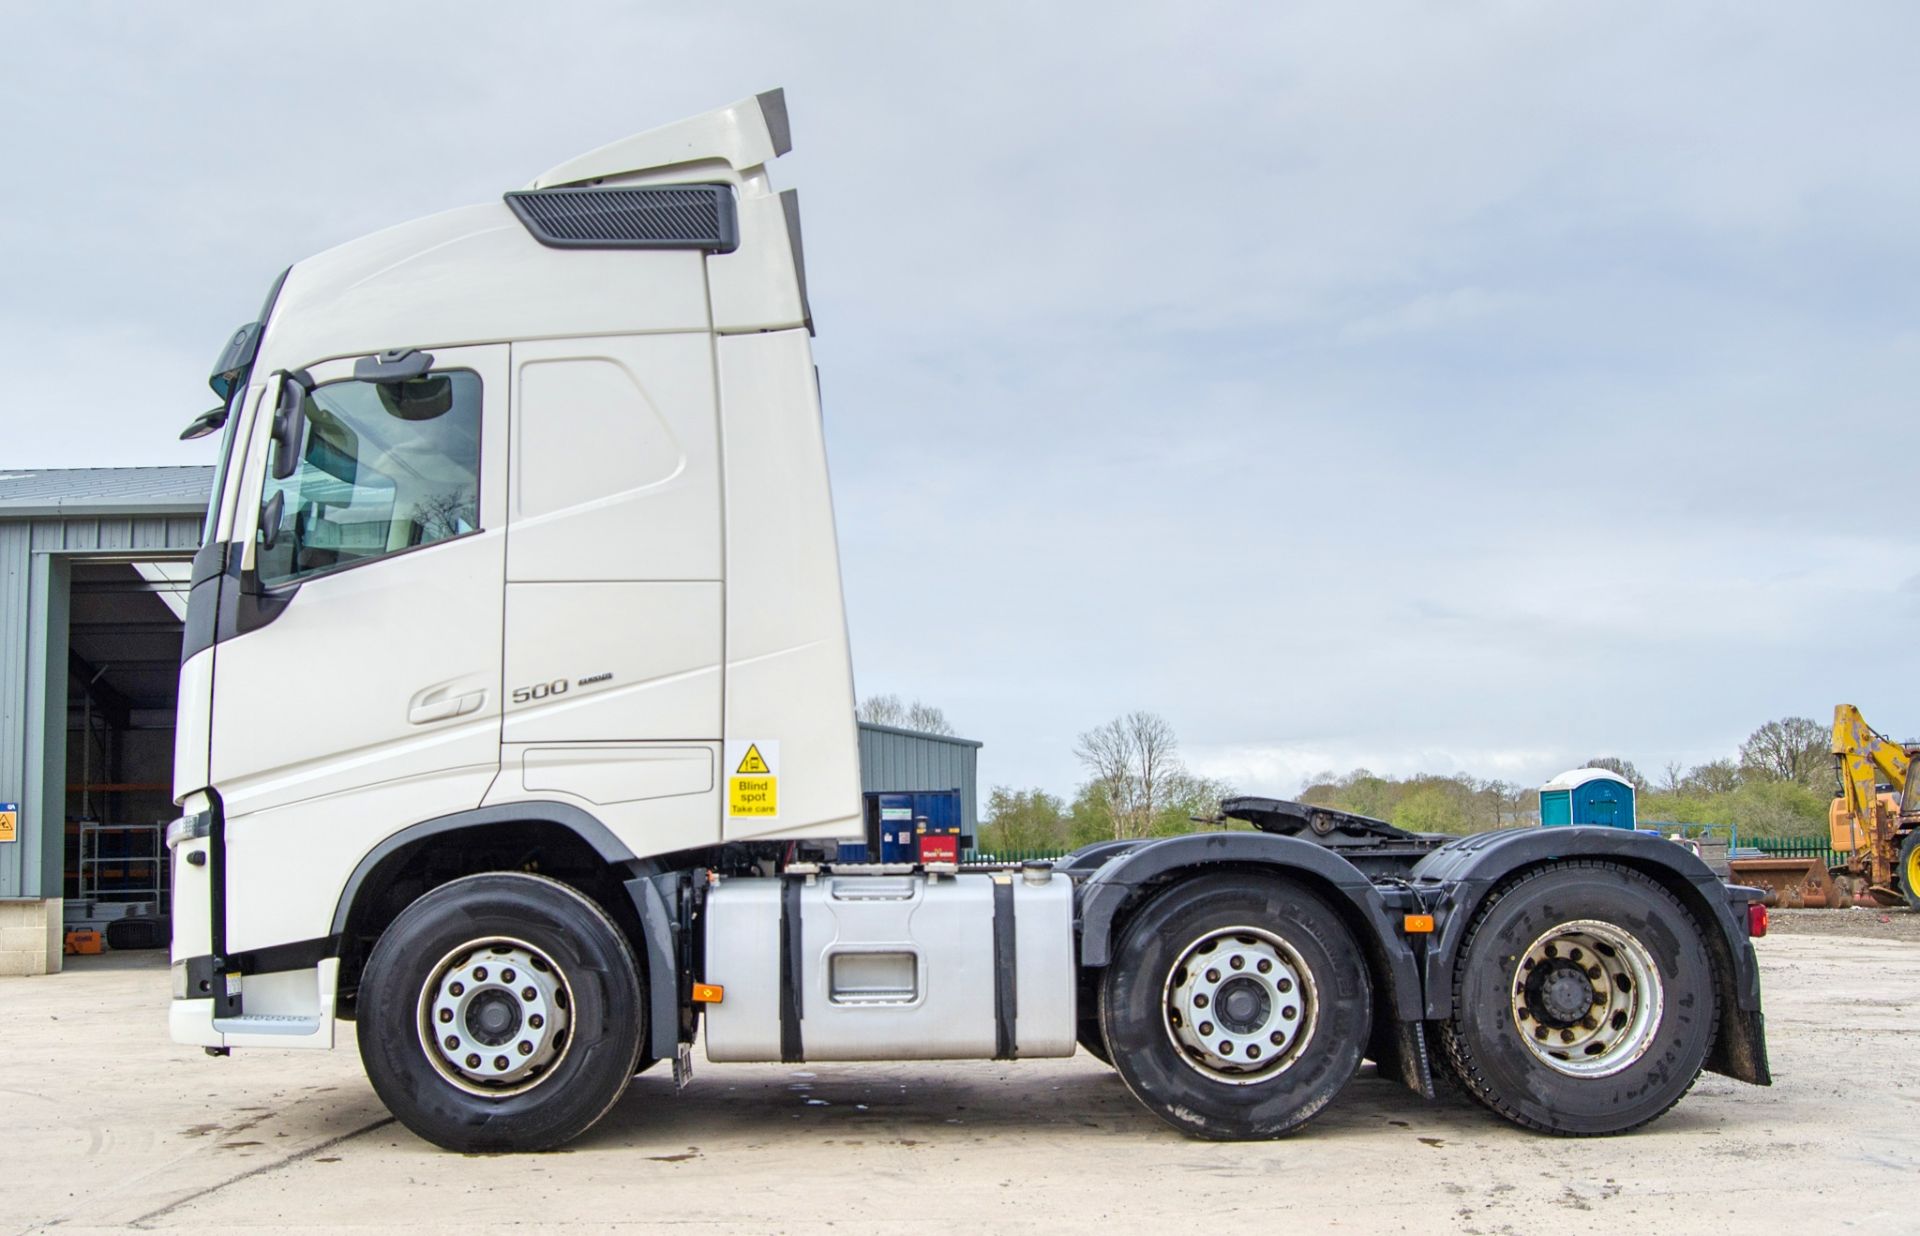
[856,721,984,749]
[0,466,215,518]
[1542,766,1636,792]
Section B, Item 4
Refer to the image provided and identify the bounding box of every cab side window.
[256,372,482,587]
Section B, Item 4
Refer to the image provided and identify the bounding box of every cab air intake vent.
[504,184,738,251]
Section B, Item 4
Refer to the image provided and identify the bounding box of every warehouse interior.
[64,559,190,947]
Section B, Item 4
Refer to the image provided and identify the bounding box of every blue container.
[839,789,965,863]
[1539,768,1636,829]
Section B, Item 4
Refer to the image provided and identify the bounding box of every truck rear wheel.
[1098,873,1370,1139]
[1438,861,1716,1136]
[357,872,645,1152]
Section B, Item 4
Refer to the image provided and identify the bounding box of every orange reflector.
[692,983,724,1004]
[1403,914,1435,934]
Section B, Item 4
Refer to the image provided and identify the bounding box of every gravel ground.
[4,931,1915,1235]
[1768,906,1920,941]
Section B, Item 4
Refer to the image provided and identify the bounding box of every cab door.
[209,345,509,952]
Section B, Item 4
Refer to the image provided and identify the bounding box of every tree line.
[963,709,1840,852]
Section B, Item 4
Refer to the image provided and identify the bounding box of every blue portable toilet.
[1539,768,1636,829]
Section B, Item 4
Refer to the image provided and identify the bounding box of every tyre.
[1076,969,1113,1066]
[1098,873,1371,1139]
[357,872,645,1152]
[1438,861,1717,1136]
[1900,831,1920,913]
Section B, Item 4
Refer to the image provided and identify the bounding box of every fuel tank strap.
[779,878,804,1063]
[992,877,1018,1059]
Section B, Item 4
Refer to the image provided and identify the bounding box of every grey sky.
[5,3,1916,800]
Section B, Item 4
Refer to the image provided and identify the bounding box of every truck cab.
[169,91,1770,1153]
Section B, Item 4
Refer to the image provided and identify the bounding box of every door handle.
[408,686,485,725]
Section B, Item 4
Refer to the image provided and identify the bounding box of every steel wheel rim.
[1510,918,1662,1078]
[416,936,574,1098]
[1161,925,1317,1085]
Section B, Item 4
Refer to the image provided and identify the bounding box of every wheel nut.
[494,1055,510,1071]
[474,966,489,981]
[466,1053,482,1068]
[1281,1006,1297,1021]
[1276,978,1293,994]
[1217,1040,1233,1055]
[1517,1007,1531,1021]
[1247,1044,1262,1059]
[449,981,465,997]
[445,1035,460,1050]
[1198,1021,1215,1036]
[1193,993,1209,1009]
[1534,1026,1548,1041]
[523,987,537,1001]
[1560,1029,1575,1044]
[1229,955,1245,971]
[438,1009,453,1024]
[529,1014,545,1030]
[1269,1031,1285,1045]
[518,1040,534,1055]
[502,968,517,984]
[1256,959,1272,974]
[1587,966,1603,980]
[1206,969,1221,983]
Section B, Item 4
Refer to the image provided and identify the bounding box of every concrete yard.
[5,918,1916,1235]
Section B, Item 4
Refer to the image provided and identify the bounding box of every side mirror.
[257,489,286,551]
[269,371,311,481]
[179,407,227,441]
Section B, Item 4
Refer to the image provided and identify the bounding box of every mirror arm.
[179,406,228,441]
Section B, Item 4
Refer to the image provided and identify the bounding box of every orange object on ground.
[64,928,103,955]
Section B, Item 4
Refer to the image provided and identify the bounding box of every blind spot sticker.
[726,741,779,819]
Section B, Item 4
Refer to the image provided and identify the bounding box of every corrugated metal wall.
[0,513,201,898]
[856,722,982,833]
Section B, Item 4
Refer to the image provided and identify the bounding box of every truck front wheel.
[1098,873,1371,1139]
[357,872,645,1152]
[1438,861,1717,1136]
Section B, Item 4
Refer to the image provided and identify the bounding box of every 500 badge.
[510,670,615,706]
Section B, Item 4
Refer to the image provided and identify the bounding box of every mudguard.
[1075,831,1425,1022]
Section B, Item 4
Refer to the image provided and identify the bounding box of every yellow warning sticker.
[725,741,779,819]
[0,804,15,844]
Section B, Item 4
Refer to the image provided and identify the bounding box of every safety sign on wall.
[0,803,16,843]
[725,741,779,819]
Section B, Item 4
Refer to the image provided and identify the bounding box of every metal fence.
[1744,836,1847,868]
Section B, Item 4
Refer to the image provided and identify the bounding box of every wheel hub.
[1510,919,1662,1079]
[1526,958,1596,1026]
[417,939,573,1096]
[1163,926,1316,1084]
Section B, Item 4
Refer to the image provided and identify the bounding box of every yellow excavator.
[1830,704,1920,910]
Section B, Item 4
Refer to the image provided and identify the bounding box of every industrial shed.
[856,721,982,835]
[0,466,212,974]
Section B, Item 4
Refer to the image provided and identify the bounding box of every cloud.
[7,2,1920,799]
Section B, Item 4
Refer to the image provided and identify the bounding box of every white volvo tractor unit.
[168,90,1771,1153]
